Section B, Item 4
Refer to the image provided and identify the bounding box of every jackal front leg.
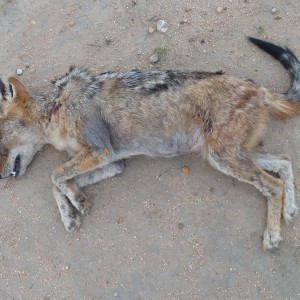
[52,148,110,230]
[52,186,81,232]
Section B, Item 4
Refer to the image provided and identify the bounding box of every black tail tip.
[247,36,258,43]
[247,36,298,63]
[247,36,279,50]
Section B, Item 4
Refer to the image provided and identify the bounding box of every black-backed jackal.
[0,38,299,249]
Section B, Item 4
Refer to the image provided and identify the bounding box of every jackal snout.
[0,77,46,179]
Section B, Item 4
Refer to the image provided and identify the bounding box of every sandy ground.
[0,0,300,299]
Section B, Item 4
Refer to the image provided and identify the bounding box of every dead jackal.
[0,38,300,250]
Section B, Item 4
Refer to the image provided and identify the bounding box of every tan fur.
[265,89,300,119]
[0,65,299,250]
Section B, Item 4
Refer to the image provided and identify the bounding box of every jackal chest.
[45,121,81,155]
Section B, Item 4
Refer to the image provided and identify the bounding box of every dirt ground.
[1,0,300,299]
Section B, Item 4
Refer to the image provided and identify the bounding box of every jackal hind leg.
[253,153,297,223]
[52,148,111,219]
[208,151,284,250]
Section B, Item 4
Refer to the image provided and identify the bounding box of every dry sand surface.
[0,0,300,299]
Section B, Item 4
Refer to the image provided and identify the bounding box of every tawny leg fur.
[74,160,125,188]
[52,186,81,232]
[52,161,125,232]
[52,149,109,214]
[253,153,297,222]
[208,151,284,250]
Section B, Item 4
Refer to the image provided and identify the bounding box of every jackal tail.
[249,37,300,101]
[264,90,300,119]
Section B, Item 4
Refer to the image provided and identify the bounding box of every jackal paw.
[115,159,125,173]
[78,200,91,215]
[283,203,298,223]
[263,228,282,250]
[74,192,91,215]
[63,213,81,232]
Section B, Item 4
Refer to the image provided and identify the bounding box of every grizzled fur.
[0,38,300,250]
[248,37,300,100]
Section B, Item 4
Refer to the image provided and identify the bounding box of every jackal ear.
[0,76,13,101]
[7,77,30,101]
[0,77,30,116]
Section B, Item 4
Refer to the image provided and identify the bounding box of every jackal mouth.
[11,155,21,178]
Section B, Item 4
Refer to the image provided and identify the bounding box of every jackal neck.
[29,95,56,126]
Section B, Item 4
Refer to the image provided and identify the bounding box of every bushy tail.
[264,89,300,119]
[248,37,300,101]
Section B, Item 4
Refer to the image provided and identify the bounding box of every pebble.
[156,20,168,33]
[178,223,184,230]
[216,6,225,13]
[147,15,156,21]
[150,53,159,63]
[181,166,190,175]
[16,68,23,75]
[179,19,188,25]
[271,7,277,14]
[148,26,155,34]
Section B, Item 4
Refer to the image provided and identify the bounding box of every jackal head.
[0,76,45,179]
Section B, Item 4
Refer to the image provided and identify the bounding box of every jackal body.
[0,38,300,250]
[47,70,270,159]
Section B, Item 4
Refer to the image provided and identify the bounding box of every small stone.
[271,7,277,14]
[188,37,196,42]
[150,53,159,63]
[25,63,30,68]
[178,223,184,230]
[179,19,188,25]
[70,21,75,26]
[104,37,113,46]
[148,26,155,34]
[147,15,156,21]
[31,19,37,25]
[216,6,225,13]
[156,20,168,33]
[16,68,23,75]
[181,166,190,175]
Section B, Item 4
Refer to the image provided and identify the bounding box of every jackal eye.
[0,80,7,101]
[9,84,13,97]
